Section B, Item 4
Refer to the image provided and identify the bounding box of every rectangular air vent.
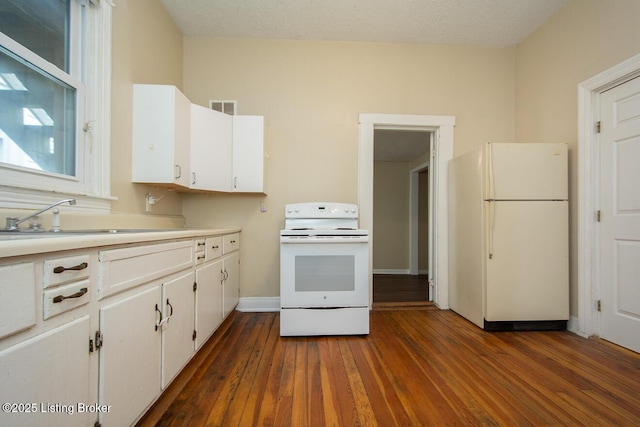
[209,100,237,115]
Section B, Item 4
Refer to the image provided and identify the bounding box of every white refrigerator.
[448,142,569,330]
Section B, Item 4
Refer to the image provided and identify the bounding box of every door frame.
[577,53,640,337]
[359,114,455,309]
[409,161,429,276]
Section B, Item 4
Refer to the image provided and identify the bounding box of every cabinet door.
[132,84,191,188]
[0,316,91,427]
[222,252,240,318]
[195,259,223,349]
[0,262,35,339]
[162,271,195,388]
[99,286,162,427]
[232,115,264,192]
[190,104,233,191]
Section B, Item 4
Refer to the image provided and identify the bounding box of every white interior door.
[599,76,640,353]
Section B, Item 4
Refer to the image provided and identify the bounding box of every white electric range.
[279,202,370,336]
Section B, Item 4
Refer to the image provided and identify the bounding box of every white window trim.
[0,0,114,213]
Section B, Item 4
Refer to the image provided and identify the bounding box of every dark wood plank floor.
[138,309,640,426]
[373,274,430,303]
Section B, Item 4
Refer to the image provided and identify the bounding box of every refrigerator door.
[486,143,568,201]
[485,200,569,322]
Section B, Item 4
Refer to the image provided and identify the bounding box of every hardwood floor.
[373,274,430,303]
[138,309,640,426]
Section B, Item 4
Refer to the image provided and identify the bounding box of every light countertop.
[0,227,241,259]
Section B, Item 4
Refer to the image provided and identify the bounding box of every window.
[0,0,112,209]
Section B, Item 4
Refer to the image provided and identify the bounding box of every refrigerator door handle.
[487,142,495,200]
[488,200,494,259]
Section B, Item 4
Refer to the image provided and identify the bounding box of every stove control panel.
[285,202,357,219]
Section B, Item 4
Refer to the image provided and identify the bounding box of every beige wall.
[373,161,411,271]
[110,0,184,220]
[515,0,640,315]
[181,38,515,298]
[110,0,640,311]
[372,163,429,273]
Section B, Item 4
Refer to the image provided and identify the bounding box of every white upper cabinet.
[232,115,265,193]
[132,85,191,189]
[132,84,266,193]
[190,104,233,192]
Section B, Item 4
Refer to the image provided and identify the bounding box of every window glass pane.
[0,0,70,72]
[0,49,76,176]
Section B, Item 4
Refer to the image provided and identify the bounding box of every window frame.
[0,0,113,212]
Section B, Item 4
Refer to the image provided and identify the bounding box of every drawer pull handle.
[230,240,236,244]
[197,255,205,261]
[197,242,206,247]
[53,287,88,303]
[212,245,219,249]
[53,262,88,274]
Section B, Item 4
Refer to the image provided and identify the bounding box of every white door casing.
[578,53,640,342]
[358,114,455,309]
[598,76,640,353]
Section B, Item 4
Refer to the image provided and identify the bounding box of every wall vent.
[209,100,237,115]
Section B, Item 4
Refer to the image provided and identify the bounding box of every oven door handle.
[280,237,369,244]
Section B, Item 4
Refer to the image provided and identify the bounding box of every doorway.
[358,113,455,310]
[371,129,431,304]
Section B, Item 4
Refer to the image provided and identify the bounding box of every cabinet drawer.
[98,241,193,299]
[194,238,207,254]
[206,236,223,260]
[43,255,90,289]
[0,263,36,339]
[195,251,207,266]
[43,280,90,320]
[223,233,240,254]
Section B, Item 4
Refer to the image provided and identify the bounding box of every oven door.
[280,239,369,308]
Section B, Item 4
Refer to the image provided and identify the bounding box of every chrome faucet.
[5,198,76,231]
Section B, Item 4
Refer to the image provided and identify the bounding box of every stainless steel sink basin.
[0,229,182,240]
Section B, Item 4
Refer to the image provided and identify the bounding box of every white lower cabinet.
[0,231,240,427]
[161,271,196,388]
[195,258,223,350]
[99,286,162,427]
[98,270,196,426]
[222,251,240,318]
[0,316,91,427]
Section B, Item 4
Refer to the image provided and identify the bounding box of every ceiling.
[160,0,568,47]
[160,0,569,162]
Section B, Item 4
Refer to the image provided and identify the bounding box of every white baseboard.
[237,297,280,312]
[567,315,589,337]
[373,269,410,275]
